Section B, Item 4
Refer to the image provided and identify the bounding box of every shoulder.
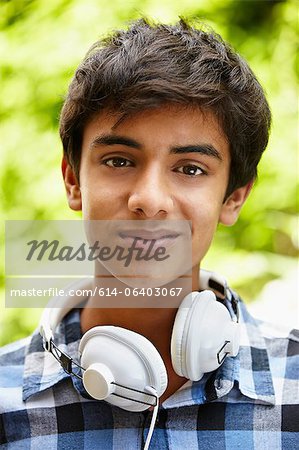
[239,298,299,342]
[239,301,299,405]
[0,336,31,416]
[259,319,299,380]
[239,299,299,357]
[0,336,30,366]
[253,311,299,355]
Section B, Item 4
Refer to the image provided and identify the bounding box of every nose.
[127,166,174,218]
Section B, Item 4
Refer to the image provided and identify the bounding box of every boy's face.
[63,104,251,287]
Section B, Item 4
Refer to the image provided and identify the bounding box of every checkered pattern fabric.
[0,294,298,449]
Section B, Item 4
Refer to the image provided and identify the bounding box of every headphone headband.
[39,269,232,347]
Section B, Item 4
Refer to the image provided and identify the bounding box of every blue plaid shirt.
[0,297,298,449]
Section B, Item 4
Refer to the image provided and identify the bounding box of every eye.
[103,157,133,168]
[175,164,205,176]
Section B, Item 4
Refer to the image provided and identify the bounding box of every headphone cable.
[144,392,159,450]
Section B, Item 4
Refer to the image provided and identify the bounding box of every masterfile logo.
[5,220,192,308]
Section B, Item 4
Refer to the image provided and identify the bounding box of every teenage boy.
[1,19,298,450]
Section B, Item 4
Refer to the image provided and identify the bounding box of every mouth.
[119,229,180,240]
[118,229,181,250]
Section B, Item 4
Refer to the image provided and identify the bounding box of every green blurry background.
[0,0,298,346]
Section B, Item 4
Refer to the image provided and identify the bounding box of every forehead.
[82,104,230,160]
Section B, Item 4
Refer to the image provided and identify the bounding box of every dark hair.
[59,18,271,197]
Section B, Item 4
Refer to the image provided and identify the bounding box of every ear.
[61,157,82,211]
[219,180,253,226]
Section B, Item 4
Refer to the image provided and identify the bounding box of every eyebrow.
[90,134,223,161]
[90,134,142,150]
[171,144,222,161]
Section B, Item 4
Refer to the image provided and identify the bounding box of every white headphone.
[39,270,240,414]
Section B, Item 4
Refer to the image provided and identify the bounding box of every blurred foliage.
[0,0,298,346]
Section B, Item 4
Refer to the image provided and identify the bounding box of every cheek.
[188,200,222,260]
[79,157,128,219]
[80,185,125,219]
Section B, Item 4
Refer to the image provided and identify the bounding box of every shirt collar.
[23,277,275,407]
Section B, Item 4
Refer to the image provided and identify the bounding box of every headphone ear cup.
[171,290,240,381]
[171,292,200,378]
[79,326,168,411]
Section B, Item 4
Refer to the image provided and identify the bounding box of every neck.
[81,265,200,336]
[81,306,177,349]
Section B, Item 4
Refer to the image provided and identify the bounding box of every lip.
[117,229,182,253]
[118,229,181,241]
